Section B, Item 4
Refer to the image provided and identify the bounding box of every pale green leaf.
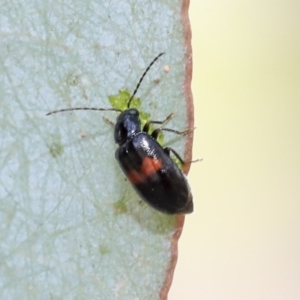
[0,0,193,299]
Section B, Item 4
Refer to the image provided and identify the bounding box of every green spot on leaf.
[108,89,142,111]
[99,244,110,255]
[48,142,64,158]
[65,72,80,86]
[113,198,128,214]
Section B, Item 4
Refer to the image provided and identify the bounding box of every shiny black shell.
[114,109,193,214]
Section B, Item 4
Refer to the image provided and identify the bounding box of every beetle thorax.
[114,109,141,145]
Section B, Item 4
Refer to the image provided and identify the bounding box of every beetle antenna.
[46,107,122,116]
[127,52,165,108]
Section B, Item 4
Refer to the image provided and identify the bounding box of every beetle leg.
[164,147,202,167]
[151,127,195,140]
[103,117,114,127]
[143,113,173,133]
[164,147,185,165]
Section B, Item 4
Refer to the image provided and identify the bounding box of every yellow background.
[170,0,300,299]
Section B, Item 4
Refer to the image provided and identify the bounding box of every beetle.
[47,53,194,214]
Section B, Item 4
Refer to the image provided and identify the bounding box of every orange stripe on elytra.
[141,157,162,176]
[127,157,162,185]
[127,170,143,185]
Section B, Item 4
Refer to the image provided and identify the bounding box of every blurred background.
[170,0,300,299]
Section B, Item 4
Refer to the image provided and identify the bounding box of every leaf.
[0,0,194,299]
